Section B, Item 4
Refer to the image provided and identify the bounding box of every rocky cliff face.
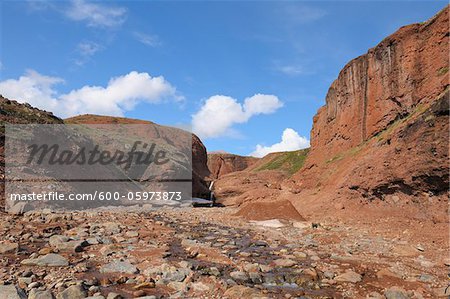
[66,115,211,198]
[296,6,449,200]
[0,96,64,209]
[207,153,258,179]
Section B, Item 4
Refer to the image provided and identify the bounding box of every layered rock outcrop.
[207,153,258,179]
[309,7,449,163]
[66,115,211,198]
[296,6,449,199]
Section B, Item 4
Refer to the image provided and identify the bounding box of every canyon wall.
[296,6,449,199]
[309,7,449,163]
[207,153,258,179]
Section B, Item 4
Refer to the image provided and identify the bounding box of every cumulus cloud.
[250,128,309,158]
[0,70,180,117]
[65,0,127,28]
[192,94,283,139]
[133,32,162,47]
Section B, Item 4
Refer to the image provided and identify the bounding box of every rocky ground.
[0,206,447,299]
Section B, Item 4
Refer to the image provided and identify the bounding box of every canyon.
[0,5,448,299]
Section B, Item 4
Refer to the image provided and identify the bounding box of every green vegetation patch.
[437,66,448,76]
[256,148,309,175]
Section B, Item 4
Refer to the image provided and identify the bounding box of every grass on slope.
[255,148,310,176]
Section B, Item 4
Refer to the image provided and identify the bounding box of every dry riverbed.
[0,206,447,298]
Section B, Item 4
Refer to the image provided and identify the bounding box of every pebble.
[21,254,69,267]
[0,241,19,254]
[334,270,362,283]
[100,260,138,274]
[28,289,54,299]
[0,285,27,299]
[274,258,296,267]
[56,285,86,299]
[384,286,410,299]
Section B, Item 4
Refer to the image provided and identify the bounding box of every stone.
[49,235,85,252]
[167,282,186,292]
[392,245,418,257]
[384,286,410,299]
[376,268,401,279]
[28,289,54,299]
[273,259,296,267]
[56,285,87,299]
[251,219,285,228]
[100,260,138,274]
[0,241,19,254]
[367,291,384,299]
[191,282,211,292]
[0,285,27,299]
[223,285,261,298]
[106,293,122,299]
[229,271,249,282]
[125,231,139,238]
[334,270,362,283]
[21,254,69,267]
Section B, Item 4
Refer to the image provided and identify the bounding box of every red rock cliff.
[207,153,258,179]
[309,7,449,163]
[296,6,449,199]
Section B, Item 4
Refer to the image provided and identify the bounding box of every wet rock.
[56,285,86,299]
[100,260,138,274]
[384,286,410,299]
[21,254,69,267]
[334,270,362,283]
[0,285,26,299]
[0,241,19,254]
[28,289,54,299]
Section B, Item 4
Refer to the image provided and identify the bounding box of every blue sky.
[0,1,446,156]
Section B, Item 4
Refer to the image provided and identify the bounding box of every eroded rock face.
[309,7,449,163]
[297,6,449,199]
[207,153,258,179]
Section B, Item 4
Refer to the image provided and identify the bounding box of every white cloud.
[77,41,101,56]
[250,128,309,158]
[75,41,102,66]
[0,70,180,117]
[276,65,304,76]
[65,0,127,28]
[133,32,162,47]
[192,94,283,139]
[0,70,63,113]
